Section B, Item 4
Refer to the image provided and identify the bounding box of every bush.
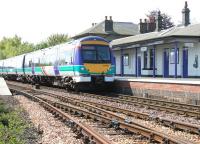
[0,102,27,144]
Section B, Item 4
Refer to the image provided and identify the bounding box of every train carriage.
[0,36,115,90]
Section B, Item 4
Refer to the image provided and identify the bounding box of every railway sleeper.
[109,120,120,130]
[148,133,156,143]
[75,128,84,139]
[65,120,75,128]
[162,138,169,144]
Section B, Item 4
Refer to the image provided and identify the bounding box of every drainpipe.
[120,49,124,76]
[135,48,138,77]
[153,45,156,78]
[174,42,178,78]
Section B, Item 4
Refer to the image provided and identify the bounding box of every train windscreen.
[81,45,111,63]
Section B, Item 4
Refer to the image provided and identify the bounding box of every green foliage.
[146,10,174,30]
[34,33,70,50]
[0,33,70,59]
[0,35,34,59]
[0,101,27,144]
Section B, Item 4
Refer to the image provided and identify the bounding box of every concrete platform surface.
[0,77,12,96]
[115,76,200,85]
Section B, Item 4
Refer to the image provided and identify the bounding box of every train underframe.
[3,74,113,91]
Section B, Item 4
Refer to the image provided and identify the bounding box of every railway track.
[7,82,198,144]
[80,92,200,118]
[11,88,112,144]
[7,82,200,135]
[27,88,200,135]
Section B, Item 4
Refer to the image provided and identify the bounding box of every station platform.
[0,77,12,96]
[114,76,200,104]
[115,76,200,85]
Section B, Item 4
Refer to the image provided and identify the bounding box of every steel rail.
[8,82,200,135]
[32,93,192,144]
[10,88,113,144]
[80,92,200,118]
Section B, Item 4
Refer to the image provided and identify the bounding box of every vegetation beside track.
[0,96,38,144]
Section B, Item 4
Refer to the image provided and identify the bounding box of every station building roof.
[111,23,200,47]
[73,20,139,40]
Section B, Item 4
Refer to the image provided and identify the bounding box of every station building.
[109,2,200,104]
[72,2,200,103]
[111,2,200,78]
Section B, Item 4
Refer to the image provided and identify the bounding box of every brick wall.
[114,81,200,104]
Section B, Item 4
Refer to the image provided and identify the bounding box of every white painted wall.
[123,49,135,75]
[113,50,121,75]
[188,42,200,76]
[113,41,200,77]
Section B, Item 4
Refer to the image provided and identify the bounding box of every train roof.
[77,36,109,43]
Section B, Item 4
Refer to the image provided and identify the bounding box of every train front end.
[74,36,115,89]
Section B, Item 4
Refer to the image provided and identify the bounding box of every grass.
[0,99,28,144]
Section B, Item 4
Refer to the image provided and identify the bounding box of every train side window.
[29,60,32,67]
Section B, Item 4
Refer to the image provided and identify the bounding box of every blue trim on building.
[120,49,124,76]
[135,48,138,77]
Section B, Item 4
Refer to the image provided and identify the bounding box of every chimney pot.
[182,1,190,26]
[105,16,113,32]
[156,11,163,31]
[105,16,107,20]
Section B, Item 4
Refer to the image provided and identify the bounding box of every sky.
[0,0,200,44]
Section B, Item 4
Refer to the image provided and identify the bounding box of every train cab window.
[96,46,110,61]
[82,50,97,61]
[81,45,110,63]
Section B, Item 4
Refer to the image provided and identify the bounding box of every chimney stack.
[105,16,113,33]
[182,1,190,26]
[156,11,163,31]
[139,19,148,34]
[105,16,107,20]
[148,16,156,32]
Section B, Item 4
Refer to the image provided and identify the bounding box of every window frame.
[149,49,154,68]
[170,48,179,64]
[123,54,129,66]
[143,51,148,69]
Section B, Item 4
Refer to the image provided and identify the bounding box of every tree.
[47,33,70,47]
[0,33,70,59]
[34,33,70,50]
[146,10,174,30]
[0,35,34,59]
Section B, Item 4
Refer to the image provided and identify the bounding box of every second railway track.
[7,81,200,144]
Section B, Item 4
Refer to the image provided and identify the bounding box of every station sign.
[140,47,148,51]
[184,43,194,47]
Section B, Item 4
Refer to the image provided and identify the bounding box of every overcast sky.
[0,0,199,44]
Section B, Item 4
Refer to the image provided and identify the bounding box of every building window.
[123,54,129,66]
[143,51,148,68]
[149,49,154,68]
[170,48,179,64]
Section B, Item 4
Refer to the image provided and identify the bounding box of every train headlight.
[81,67,85,71]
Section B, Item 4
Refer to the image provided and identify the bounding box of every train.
[0,36,115,90]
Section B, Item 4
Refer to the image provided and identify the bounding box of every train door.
[137,56,141,76]
[182,48,188,78]
[22,55,26,75]
[163,48,169,77]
